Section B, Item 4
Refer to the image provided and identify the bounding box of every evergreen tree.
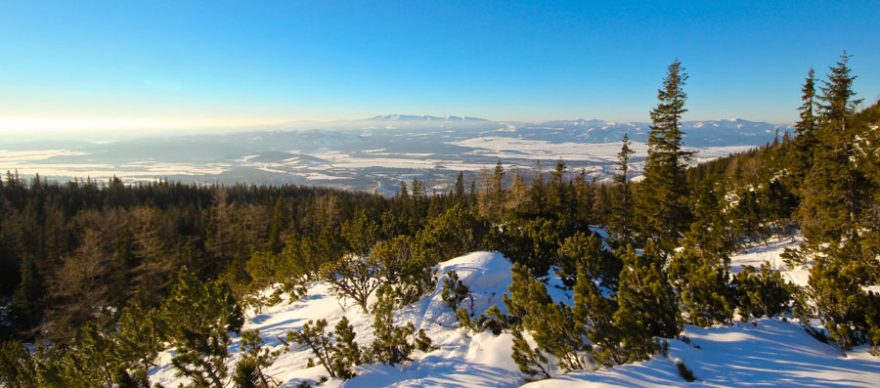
[573,265,623,367]
[556,231,620,289]
[233,330,279,388]
[370,285,416,366]
[288,319,338,377]
[609,133,635,244]
[510,329,550,381]
[319,255,381,313]
[636,60,693,254]
[732,263,794,320]
[669,246,734,327]
[332,316,362,377]
[613,243,680,361]
[789,68,819,191]
[115,301,163,383]
[454,171,466,199]
[161,269,244,388]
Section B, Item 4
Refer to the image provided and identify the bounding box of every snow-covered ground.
[729,235,809,287]
[529,319,880,387]
[150,245,880,387]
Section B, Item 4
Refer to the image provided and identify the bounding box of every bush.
[732,263,794,320]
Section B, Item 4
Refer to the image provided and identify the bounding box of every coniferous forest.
[1,53,879,387]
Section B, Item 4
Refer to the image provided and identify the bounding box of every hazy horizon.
[1,1,879,140]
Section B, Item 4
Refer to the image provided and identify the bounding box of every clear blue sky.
[0,0,878,134]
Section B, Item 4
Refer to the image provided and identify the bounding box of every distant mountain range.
[0,115,792,193]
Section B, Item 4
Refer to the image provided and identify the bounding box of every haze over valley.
[1,116,786,193]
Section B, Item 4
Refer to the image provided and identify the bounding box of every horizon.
[1,1,879,138]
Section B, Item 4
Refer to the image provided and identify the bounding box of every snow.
[528,319,880,387]
[729,235,810,287]
[150,247,880,387]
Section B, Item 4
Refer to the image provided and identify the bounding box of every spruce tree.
[636,60,693,254]
[801,53,873,350]
[789,68,818,191]
[609,133,635,244]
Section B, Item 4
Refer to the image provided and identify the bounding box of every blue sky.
[0,0,878,134]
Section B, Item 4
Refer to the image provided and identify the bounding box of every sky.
[0,0,878,137]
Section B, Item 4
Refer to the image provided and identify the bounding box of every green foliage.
[161,268,244,387]
[333,316,363,373]
[613,243,680,361]
[503,263,551,325]
[609,133,636,245]
[732,263,794,320]
[233,330,280,388]
[636,59,693,254]
[115,301,164,380]
[510,329,550,381]
[556,231,620,289]
[341,210,382,257]
[506,262,585,373]
[669,246,734,327]
[371,235,434,306]
[416,204,490,262]
[319,255,380,313]
[573,264,624,367]
[370,286,417,366]
[441,270,471,310]
[0,340,36,387]
[288,320,338,378]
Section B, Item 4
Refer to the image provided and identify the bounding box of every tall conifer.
[636,60,693,254]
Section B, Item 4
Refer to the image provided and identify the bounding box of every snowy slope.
[150,247,880,387]
[729,235,809,287]
[527,319,880,387]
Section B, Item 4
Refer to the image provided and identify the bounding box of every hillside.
[149,248,880,387]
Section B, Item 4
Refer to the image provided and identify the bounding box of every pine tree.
[503,263,551,325]
[613,243,680,361]
[319,255,381,313]
[556,231,620,289]
[370,285,415,366]
[441,270,471,310]
[161,269,243,388]
[288,319,337,377]
[233,330,279,387]
[573,264,623,367]
[669,246,734,327]
[510,329,550,381]
[732,263,794,320]
[636,60,693,254]
[333,316,362,375]
[115,301,163,383]
[799,53,864,243]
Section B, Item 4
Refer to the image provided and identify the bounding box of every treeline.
[0,53,878,386]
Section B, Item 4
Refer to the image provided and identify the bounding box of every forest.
[0,53,878,387]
